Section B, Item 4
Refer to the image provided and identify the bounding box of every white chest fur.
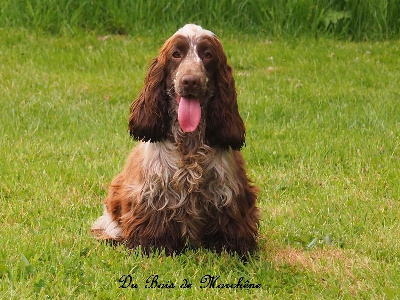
[137,141,242,212]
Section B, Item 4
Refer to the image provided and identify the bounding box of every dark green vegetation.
[1,0,400,40]
[0,28,399,298]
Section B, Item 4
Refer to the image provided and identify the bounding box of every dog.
[92,24,259,256]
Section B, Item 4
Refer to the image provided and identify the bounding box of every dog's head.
[129,24,245,150]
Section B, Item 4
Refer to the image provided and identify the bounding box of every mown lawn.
[0,29,399,299]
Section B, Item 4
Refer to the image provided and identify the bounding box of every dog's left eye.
[203,51,212,59]
[172,51,181,58]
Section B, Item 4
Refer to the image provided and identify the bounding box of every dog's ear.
[129,57,170,142]
[205,37,245,150]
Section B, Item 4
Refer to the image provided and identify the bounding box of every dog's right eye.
[172,51,181,58]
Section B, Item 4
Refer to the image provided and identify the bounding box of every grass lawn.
[0,29,399,299]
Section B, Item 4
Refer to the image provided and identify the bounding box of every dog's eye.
[172,51,181,58]
[203,51,212,59]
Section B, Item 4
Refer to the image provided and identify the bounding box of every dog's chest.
[141,141,240,210]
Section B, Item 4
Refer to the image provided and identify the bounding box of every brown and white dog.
[92,24,260,256]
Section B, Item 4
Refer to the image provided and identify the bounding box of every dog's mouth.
[177,95,201,133]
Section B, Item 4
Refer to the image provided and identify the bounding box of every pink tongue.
[177,97,201,132]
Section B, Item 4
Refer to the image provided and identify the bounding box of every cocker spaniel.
[92,24,260,256]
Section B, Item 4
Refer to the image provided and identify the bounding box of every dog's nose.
[182,75,200,90]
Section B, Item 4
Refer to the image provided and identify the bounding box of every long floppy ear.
[129,57,170,142]
[205,38,245,150]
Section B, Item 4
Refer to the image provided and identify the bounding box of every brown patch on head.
[202,35,246,150]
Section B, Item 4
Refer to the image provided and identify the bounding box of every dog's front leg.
[121,208,184,255]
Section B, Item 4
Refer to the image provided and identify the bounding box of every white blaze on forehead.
[174,24,215,38]
[174,24,214,63]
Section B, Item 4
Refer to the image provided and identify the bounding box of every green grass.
[1,0,400,40]
[1,28,400,298]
